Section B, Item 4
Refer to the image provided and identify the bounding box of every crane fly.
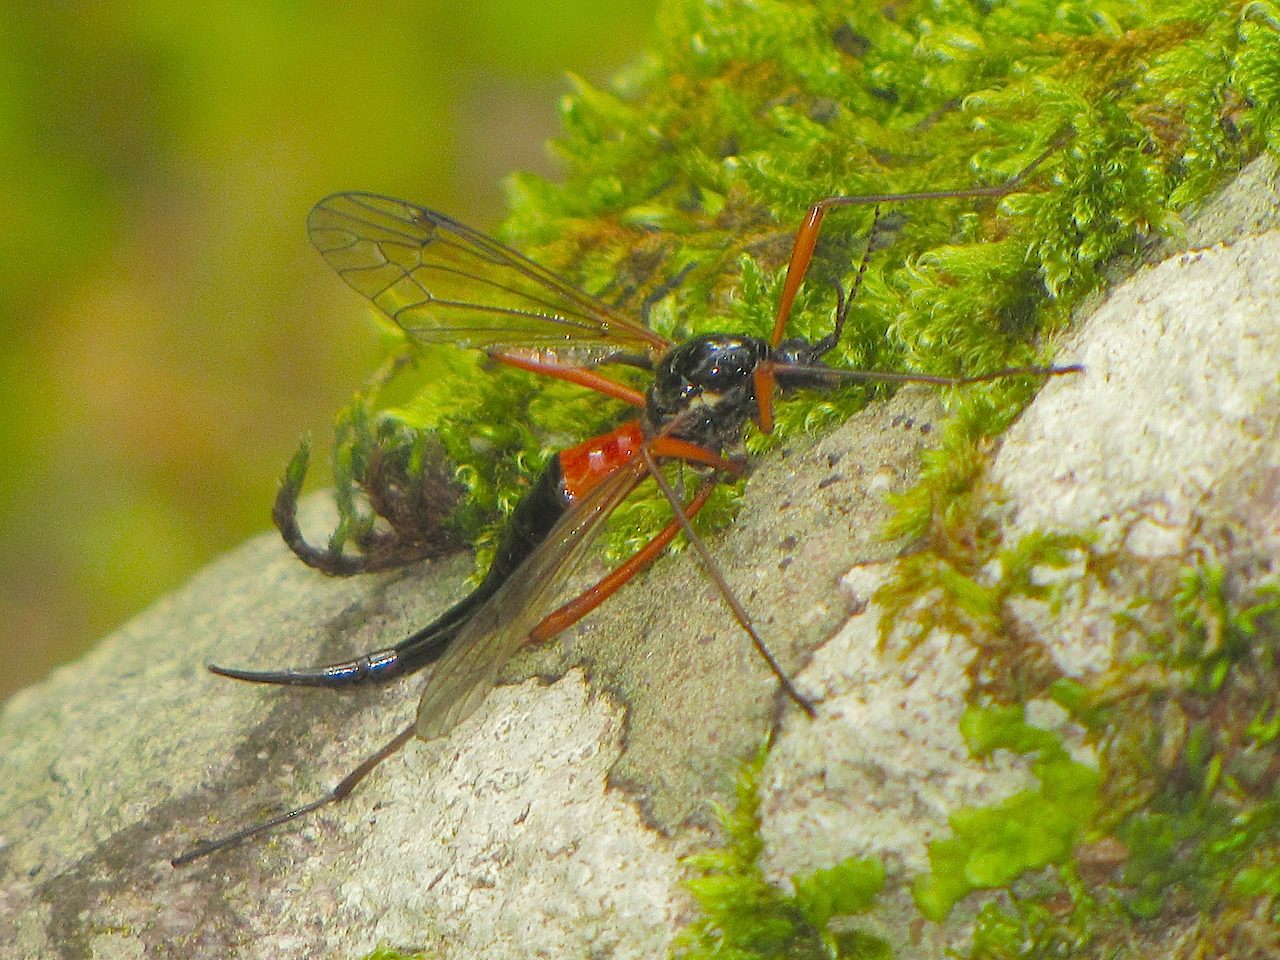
[172,141,1080,866]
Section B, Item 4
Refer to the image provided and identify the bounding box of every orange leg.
[647,435,745,476]
[491,348,647,408]
[757,206,878,435]
[753,363,777,435]
[529,479,716,642]
[770,203,826,349]
[767,136,1066,348]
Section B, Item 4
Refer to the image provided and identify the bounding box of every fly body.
[646,333,771,450]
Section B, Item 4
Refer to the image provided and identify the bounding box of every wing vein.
[308,192,672,358]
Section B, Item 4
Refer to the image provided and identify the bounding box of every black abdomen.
[476,457,568,592]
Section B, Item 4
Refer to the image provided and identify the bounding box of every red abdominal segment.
[557,419,646,501]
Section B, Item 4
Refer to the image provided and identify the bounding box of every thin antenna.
[776,362,1083,389]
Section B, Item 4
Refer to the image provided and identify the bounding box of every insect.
[172,142,1079,865]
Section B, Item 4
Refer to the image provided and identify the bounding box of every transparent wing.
[415,457,647,740]
[309,193,671,357]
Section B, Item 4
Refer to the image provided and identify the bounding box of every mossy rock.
[1,155,1276,958]
[5,1,1280,957]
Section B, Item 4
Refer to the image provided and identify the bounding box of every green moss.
[1172,563,1280,696]
[675,750,890,960]
[936,562,1280,958]
[913,706,1101,922]
[965,887,1098,960]
[357,948,434,960]
[874,526,1100,703]
[1102,566,1280,925]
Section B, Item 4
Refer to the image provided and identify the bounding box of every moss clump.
[1100,566,1280,936]
[913,705,1101,922]
[874,526,1102,702]
[357,948,434,960]
[272,396,465,575]
[675,750,890,960]
[926,562,1280,958]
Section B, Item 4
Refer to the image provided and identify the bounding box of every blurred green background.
[0,1,659,703]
